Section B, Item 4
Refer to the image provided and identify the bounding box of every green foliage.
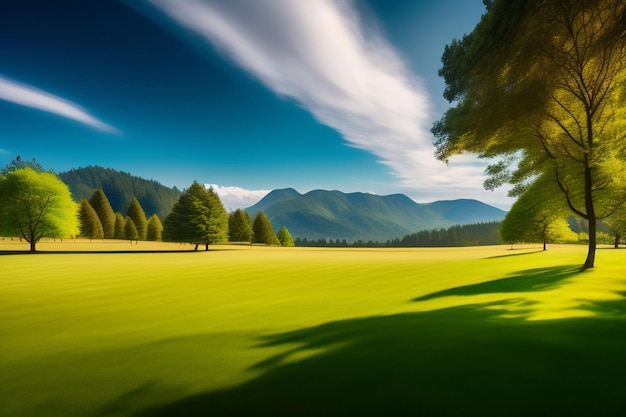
[88,189,116,239]
[126,197,147,241]
[146,214,163,241]
[114,212,125,240]
[276,226,294,247]
[229,209,253,242]
[78,200,104,240]
[433,0,626,268]
[501,173,577,248]
[162,182,228,249]
[0,168,79,251]
[124,216,139,242]
[1,155,48,175]
[58,166,181,219]
[252,211,280,245]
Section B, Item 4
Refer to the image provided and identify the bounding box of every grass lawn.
[1,241,625,416]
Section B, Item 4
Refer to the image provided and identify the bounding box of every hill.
[58,166,181,219]
[247,189,506,241]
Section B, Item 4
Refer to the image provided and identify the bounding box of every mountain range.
[246,188,506,242]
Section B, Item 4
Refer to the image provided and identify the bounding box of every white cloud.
[0,75,120,134]
[146,0,495,202]
[207,184,270,211]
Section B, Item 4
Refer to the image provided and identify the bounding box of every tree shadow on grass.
[130,274,626,417]
[413,265,579,302]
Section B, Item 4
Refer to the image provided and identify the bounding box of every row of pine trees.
[78,183,294,249]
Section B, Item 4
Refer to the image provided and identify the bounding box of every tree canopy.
[126,197,147,241]
[78,199,104,240]
[433,0,626,269]
[0,168,79,251]
[277,226,295,247]
[162,182,228,250]
[229,209,253,242]
[252,211,280,245]
[89,189,116,239]
[146,214,163,241]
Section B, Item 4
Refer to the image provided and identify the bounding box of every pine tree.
[252,211,280,245]
[114,212,125,239]
[78,199,104,240]
[89,188,116,239]
[146,214,163,241]
[229,209,253,242]
[126,197,147,240]
[277,226,295,247]
[162,182,228,250]
[124,216,139,244]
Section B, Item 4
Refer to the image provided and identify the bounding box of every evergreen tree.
[229,209,253,242]
[277,226,295,247]
[126,197,147,240]
[146,214,163,241]
[124,216,139,244]
[89,188,116,239]
[114,212,125,239]
[162,182,228,250]
[204,187,229,247]
[78,199,104,240]
[252,211,280,245]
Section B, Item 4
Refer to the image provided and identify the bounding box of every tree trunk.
[615,233,620,249]
[30,240,36,253]
[205,244,209,251]
[583,218,597,270]
[194,243,199,251]
[543,239,547,251]
[581,156,596,271]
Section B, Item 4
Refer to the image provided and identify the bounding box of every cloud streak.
[145,0,490,199]
[0,75,119,134]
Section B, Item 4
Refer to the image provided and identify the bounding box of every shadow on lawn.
[0,248,237,255]
[413,265,579,302]
[128,266,626,417]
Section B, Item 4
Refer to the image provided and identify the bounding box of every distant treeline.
[294,221,502,247]
[59,166,181,220]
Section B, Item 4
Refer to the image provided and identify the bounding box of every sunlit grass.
[1,242,625,416]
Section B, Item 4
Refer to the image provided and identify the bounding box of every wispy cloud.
[145,0,490,199]
[0,75,120,134]
[207,184,270,211]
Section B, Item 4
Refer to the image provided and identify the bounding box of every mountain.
[58,166,181,219]
[246,189,506,242]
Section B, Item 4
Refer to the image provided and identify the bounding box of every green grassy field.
[1,241,625,416]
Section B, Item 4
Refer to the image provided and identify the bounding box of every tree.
[433,0,626,269]
[162,182,229,250]
[0,168,79,252]
[89,189,116,239]
[229,209,253,242]
[78,199,104,240]
[114,212,125,239]
[124,216,139,244]
[146,214,163,241]
[252,211,280,245]
[605,205,626,248]
[501,172,577,250]
[126,197,147,241]
[1,155,47,175]
[204,187,229,247]
[277,226,295,247]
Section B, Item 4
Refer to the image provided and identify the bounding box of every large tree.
[89,189,116,239]
[126,197,147,241]
[114,212,126,240]
[433,0,626,269]
[0,168,79,252]
[162,182,228,250]
[78,199,104,240]
[229,209,253,242]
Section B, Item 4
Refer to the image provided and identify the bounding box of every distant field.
[1,242,625,416]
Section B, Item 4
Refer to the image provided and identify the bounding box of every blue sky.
[0,0,514,209]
